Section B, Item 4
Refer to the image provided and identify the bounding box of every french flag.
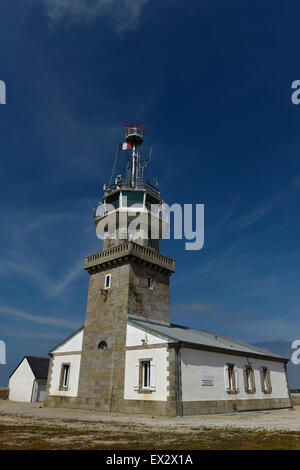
[119,142,132,151]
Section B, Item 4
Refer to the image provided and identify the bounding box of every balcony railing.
[84,241,176,272]
[104,180,160,198]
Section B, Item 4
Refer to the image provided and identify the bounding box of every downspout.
[284,361,294,409]
[177,343,183,417]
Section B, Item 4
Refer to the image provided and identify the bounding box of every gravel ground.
[0,400,299,432]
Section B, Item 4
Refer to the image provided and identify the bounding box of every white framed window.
[105,274,111,289]
[260,367,272,393]
[134,359,156,392]
[142,361,151,389]
[243,366,256,393]
[147,277,153,289]
[224,363,239,393]
[60,363,70,390]
[246,367,251,389]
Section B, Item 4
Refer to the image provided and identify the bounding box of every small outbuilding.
[9,356,49,403]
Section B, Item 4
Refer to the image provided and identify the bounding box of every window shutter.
[251,369,256,393]
[243,367,248,392]
[234,367,239,392]
[150,360,156,391]
[224,365,230,391]
[260,367,265,392]
[267,370,272,393]
[134,362,140,391]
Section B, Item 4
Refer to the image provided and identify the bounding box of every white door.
[36,382,47,402]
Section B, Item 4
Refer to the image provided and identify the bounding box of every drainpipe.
[284,361,294,409]
[177,343,183,417]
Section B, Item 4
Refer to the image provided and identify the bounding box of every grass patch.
[1,421,300,450]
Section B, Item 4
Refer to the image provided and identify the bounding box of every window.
[142,361,151,389]
[98,340,108,351]
[260,367,272,394]
[105,274,111,289]
[134,360,156,392]
[145,194,160,213]
[60,364,70,390]
[147,277,153,289]
[105,192,120,211]
[224,363,239,394]
[243,366,256,393]
[122,191,144,208]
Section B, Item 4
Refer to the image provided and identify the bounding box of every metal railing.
[104,180,160,198]
[126,127,143,138]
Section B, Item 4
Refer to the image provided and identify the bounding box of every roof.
[128,316,288,362]
[26,356,50,379]
[49,325,84,354]
[10,356,50,379]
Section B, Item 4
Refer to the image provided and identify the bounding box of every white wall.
[53,330,83,353]
[126,324,167,347]
[9,359,35,402]
[124,347,169,401]
[49,354,81,397]
[181,348,289,402]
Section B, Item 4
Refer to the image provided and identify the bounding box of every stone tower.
[76,123,176,412]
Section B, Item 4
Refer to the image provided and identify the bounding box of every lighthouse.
[73,123,176,412]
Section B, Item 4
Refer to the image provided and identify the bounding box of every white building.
[46,315,292,415]
[9,356,49,403]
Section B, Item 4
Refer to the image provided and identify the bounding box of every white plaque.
[202,375,214,386]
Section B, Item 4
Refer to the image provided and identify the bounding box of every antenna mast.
[123,121,147,188]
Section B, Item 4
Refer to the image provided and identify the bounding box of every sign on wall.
[202,376,214,386]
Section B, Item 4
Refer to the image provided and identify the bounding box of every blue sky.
[0,0,300,387]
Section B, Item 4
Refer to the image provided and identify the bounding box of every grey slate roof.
[26,356,49,379]
[128,316,288,361]
[9,355,50,380]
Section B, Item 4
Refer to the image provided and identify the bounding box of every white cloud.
[227,204,271,232]
[49,260,84,297]
[40,0,149,32]
[0,305,78,329]
[0,256,84,299]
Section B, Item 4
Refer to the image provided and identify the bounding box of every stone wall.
[182,397,292,415]
[128,262,171,323]
[0,387,9,400]
[75,254,174,413]
[75,262,130,412]
[292,393,300,406]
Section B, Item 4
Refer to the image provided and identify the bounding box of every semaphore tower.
[76,122,176,412]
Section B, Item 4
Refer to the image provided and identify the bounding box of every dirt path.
[0,400,299,449]
[0,400,299,431]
